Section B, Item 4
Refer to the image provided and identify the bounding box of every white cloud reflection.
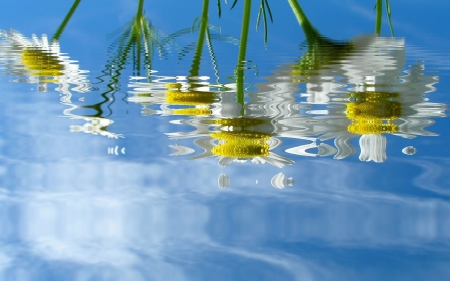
[0,156,449,280]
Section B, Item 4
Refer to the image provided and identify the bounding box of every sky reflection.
[0,0,450,280]
[0,157,450,280]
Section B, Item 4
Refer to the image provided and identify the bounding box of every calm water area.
[0,0,450,280]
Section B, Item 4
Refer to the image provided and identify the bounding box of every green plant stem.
[375,0,382,36]
[236,0,252,115]
[190,0,210,78]
[136,0,144,19]
[132,0,146,75]
[52,0,82,41]
[286,0,320,44]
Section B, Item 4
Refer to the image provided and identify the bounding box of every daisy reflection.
[0,29,120,139]
[129,78,294,168]
[181,117,294,168]
[62,95,124,139]
[281,3,447,162]
[68,116,123,139]
[284,36,447,162]
[0,29,90,93]
[128,76,223,117]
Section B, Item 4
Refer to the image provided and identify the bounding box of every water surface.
[0,0,449,280]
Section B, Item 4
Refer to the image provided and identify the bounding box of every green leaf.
[231,0,239,9]
[256,6,262,30]
[264,0,273,22]
[385,0,395,36]
[255,0,272,45]
[191,16,201,32]
[262,2,268,45]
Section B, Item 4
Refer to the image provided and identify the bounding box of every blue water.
[0,0,449,280]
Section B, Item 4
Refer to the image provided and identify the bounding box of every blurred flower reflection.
[283,3,446,162]
[63,0,174,140]
[0,29,90,93]
[128,35,446,170]
[0,29,121,139]
[284,36,446,162]
[129,79,295,169]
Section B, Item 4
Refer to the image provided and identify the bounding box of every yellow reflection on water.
[346,92,401,135]
[211,131,271,158]
[125,34,447,177]
[21,48,64,78]
[0,29,90,93]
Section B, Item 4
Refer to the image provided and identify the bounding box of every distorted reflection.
[69,116,123,139]
[0,29,90,93]
[271,172,294,189]
[62,93,123,139]
[284,36,446,162]
[129,77,295,168]
[280,1,447,162]
[218,173,230,188]
[0,29,119,139]
[402,146,417,155]
[128,35,447,166]
[102,0,173,83]
[61,0,169,140]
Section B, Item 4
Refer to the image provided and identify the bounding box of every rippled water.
[0,0,449,280]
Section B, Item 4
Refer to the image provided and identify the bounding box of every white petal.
[169,145,195,156]
[271,172,294,189]
[218,157,235,167]
[359,134,387,163]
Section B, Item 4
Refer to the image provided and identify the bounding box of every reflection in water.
[62,91,124,139]
[287,36,446,162]
[218,173,230,188]
[0,1,450,279]
[402,146,417,155]
[68,116,123,139]
[101,0,173,84]
[0,29,122,139]
[271,172,295,189]
[125,1,448,186]
[0,6,121,141]
[283,4,446,162]
[0,29,90,93]
[128,77,297,187]
[128,35,447,170]
[129,78,295,169]
[62,0,176,139]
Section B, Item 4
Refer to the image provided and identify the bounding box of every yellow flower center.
[211,117,267,127]
[21,48,64,79]
[350,91,399,102]
[165,83,182,89]
[166,90,218,106]
[210,131,271,158]
[170,107,212,116]
[346,92,401,134]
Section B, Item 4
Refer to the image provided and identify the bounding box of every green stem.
[134,0,145,75]
[136,0,144,19]
[287,0,320,43]
[375,0,382,36]
[190,0,210,78]
[52,0,82,41]
[236,0,251,115]
[142,24,153,82]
